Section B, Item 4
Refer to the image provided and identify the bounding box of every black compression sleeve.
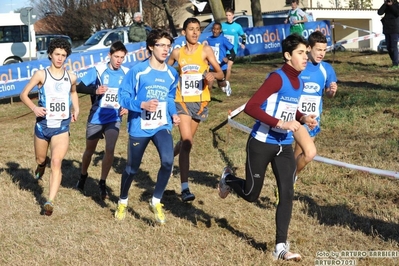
[77,82,96,95]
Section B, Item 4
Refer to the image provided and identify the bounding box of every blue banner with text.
[0,21,330,99]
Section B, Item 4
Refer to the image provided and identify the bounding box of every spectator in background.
[378,0,399,70]
[129,12,147,43]
[285,0,308,35]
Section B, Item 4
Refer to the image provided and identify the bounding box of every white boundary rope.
[327,32,382,52]
[227,103,399,179]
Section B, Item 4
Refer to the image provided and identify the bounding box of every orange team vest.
[175,44,210,103]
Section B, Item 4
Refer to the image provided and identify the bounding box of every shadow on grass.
[4,151,128,211]
[215,218,268,252]
[297,193,399,243]
[2,161,46,206]
[209,119,275,210]
[71,152,129,208]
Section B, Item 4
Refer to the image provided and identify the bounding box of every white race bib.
[298,95,320,116]
[100,87,120,109]
[181,74,203,96]
[46,94,69,119]
[272,101,297,133]
[225,35,235,45]
[211,46,220,63]
[140,102,167,129]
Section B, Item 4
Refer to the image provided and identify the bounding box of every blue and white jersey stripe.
[250,69,304,145]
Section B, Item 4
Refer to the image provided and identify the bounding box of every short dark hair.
[225,7,234,14]
[146,29,174,55]
[213,22,222,29]
[182,18,201,30]
[109,40,127,55]
[47,38,71,60]
[282,33,308,61]
[308,31,327,48]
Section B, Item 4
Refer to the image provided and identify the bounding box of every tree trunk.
[162,0,178,37]
[251,0,263,27]
[208,0,225,23]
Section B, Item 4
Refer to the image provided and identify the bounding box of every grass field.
[1,51,399,266]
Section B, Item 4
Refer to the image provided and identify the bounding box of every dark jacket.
[378,1,399,34]
[129,21,147,42]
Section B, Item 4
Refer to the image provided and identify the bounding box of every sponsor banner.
[0,21,331,99]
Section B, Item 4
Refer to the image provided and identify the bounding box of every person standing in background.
[285,0,308,35]
[129,12,148,43]
[378,0,399,70]
[222,8,246,96]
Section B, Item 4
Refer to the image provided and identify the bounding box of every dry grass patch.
[0,51,398,266]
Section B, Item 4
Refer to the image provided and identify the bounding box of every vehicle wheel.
[3,58,22,65]
[335,45,346,52]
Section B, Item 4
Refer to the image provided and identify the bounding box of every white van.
[0,13,36,65]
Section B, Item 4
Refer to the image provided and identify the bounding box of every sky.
[4,0,31,13]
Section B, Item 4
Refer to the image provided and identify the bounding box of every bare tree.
[329,0,342,8]
[348,0,373,9]
[208,0,225,23]
[251,0,263,27]
[32,0,188,40]
[32,0,92,39]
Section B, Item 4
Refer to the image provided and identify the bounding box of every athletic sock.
[181,182,189,191]
[151,197,161,206]
[119,198,128,205]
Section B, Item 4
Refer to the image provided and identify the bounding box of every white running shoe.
[225,81,232,96]
[272,242,301,261]
[218,167,232,199]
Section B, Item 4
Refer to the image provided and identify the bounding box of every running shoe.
[149,202,166,225]
[221,86,226,92]
[115,202,127,221]
[75,174,87,192]
[272,242,301,261]
[34,163,46,180]
[181,188,195,202]
[43,201,54,216]
[99,181,108,200]
[218,167,232,199]
[225,81,232,96]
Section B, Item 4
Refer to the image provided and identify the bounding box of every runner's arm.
[244,73,282,127]
[20,70,45,112]
[76,82,96,94]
